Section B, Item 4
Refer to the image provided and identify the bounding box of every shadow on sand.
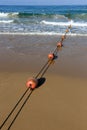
[36,77,46,89]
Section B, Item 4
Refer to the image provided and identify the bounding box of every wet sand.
[0,34,87,130]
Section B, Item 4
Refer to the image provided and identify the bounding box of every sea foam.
[41,20,87,27]
[0,20,14,23]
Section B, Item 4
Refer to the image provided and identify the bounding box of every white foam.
[11,12,19,16]
[0,12,9,17]
[41,20,87,27]
[0,12,19,17]
[0,20,13,23]
[53,14,67,19]
[0,32,87,37]
[8,12,19,17]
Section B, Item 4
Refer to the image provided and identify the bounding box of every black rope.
[6,62,53,130]
[0,88,29,130]
[35,60,50,79]
[40,60,53,78]
[36,25,71,79]
[7,90,33,130]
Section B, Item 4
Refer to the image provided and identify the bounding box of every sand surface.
[0,34,87,130]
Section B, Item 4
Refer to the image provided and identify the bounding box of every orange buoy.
[57,42,63,47]
[48,53,55,60]
[65,29,69,33]
[26,78,38,90]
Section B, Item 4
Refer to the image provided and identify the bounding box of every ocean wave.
[17,12,63,18]
[63,13,87,21]
[0,20,14,23]
[0,12,9,17]
[53,14,67,19]
[74,13,87,20]
[8,12,19,17]
[0,12,87,21]
[41,20,87,27]
[0,12,68,19]
[13,12,87,20]
[0,12,19,17]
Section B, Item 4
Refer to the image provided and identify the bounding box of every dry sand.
[0,34,87,130]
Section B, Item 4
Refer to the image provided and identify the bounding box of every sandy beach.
[0,34,87,130]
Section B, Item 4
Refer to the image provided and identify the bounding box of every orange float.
[65,29,69,33]
[57,42,63,47]
[26,78,38,90]
[48,53,55,60]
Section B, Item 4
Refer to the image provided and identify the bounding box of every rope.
[7,90,33,130]
[0,88,29,130]
[35,26,71,79]
[0,25,71,130]
[40,60,54,78]
[35,60,50,78]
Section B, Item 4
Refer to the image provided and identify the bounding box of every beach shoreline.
[0,34,87,130]
[0,34,87,77]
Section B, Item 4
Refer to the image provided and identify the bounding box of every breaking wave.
[0,20,14,23]
[0,12,19,17]
[41,20,87,27]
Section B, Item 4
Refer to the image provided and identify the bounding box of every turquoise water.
[0,5,87,35]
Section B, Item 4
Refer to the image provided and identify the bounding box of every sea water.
[0,5,87,35]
